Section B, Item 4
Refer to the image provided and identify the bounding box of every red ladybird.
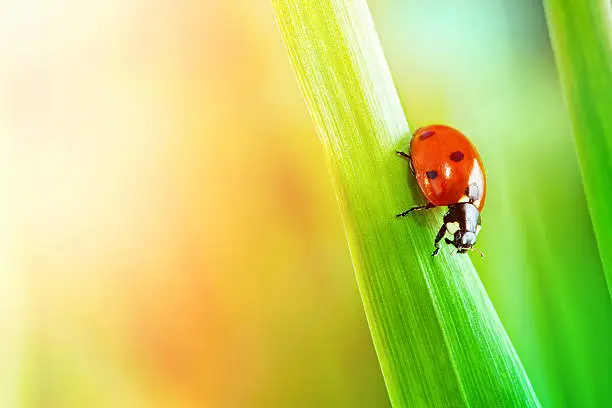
[396,125,486,256]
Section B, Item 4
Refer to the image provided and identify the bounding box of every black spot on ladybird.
[419,130,435,140]
[450,151,464,162]
[426,170,438,179]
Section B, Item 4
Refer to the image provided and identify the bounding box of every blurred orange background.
[3,1,387,406]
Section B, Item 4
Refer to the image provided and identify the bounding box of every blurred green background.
[2,0,611,407]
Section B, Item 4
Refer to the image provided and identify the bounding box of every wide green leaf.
[272,0,540,406]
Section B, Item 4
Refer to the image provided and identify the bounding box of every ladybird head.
[453,230,477,253]
[445,230,484,257]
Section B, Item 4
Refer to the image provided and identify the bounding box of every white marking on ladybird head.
[446,221,460,235]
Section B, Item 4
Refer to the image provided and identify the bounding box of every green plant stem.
[272,0,539,406]
[543,0,612,297]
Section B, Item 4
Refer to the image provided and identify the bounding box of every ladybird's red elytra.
[396,125,486,257]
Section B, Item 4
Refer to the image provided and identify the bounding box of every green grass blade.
[272,1,540,406]
[543,0,612,296]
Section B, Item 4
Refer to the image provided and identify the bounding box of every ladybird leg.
[396,202,435,217]
[395,151,415,175]
[432,224,447,257]
[395,150,410,159]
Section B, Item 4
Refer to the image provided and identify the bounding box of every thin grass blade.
[272,0,540,406]
[543,0,612,296]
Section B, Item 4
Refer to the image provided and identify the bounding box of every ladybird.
[396,125,486,257]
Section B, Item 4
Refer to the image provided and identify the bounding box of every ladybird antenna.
[471,247,485,258]
[450,247,458,256]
